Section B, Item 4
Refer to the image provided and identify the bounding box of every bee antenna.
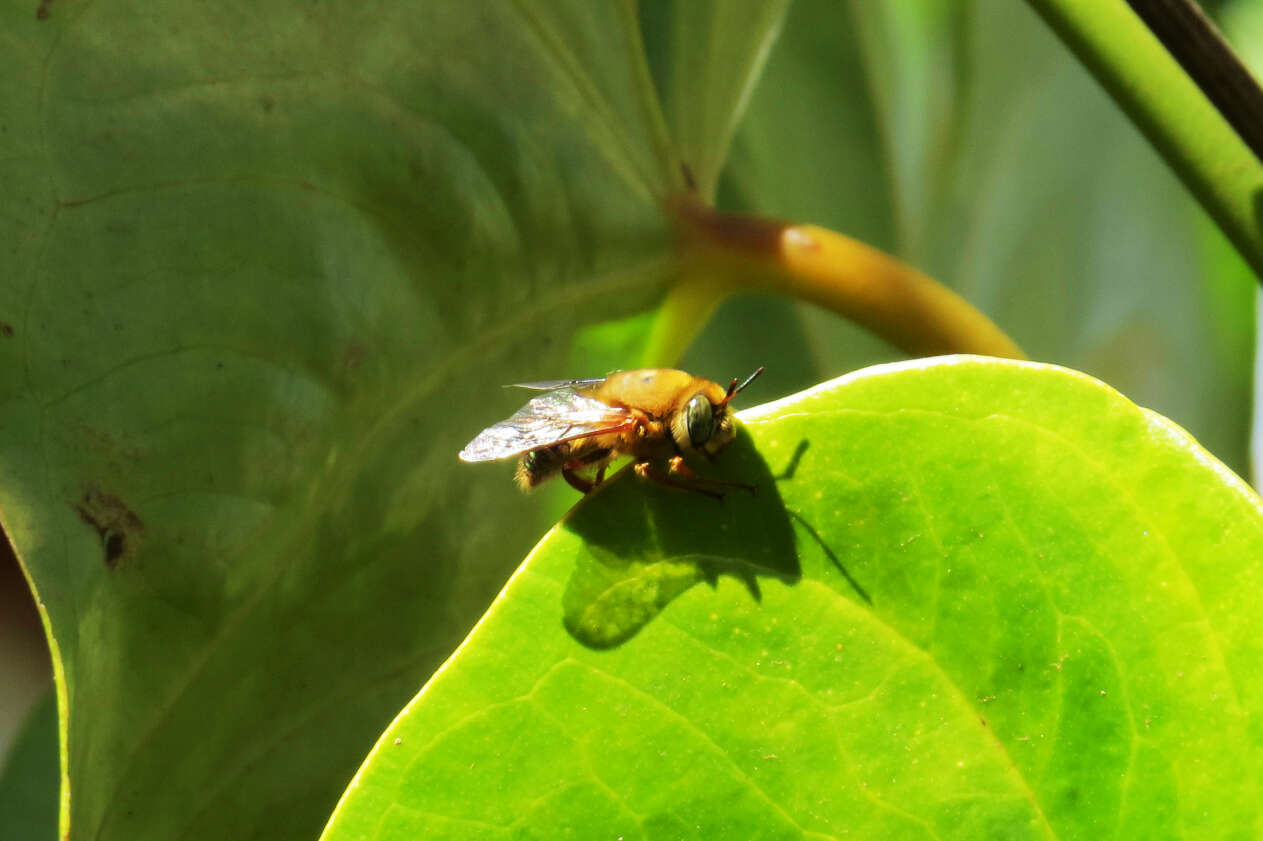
[722,366,765,405]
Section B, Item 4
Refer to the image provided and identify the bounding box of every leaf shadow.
[786,508,872,605]
[560,426,798,649]
[769,438,871,604]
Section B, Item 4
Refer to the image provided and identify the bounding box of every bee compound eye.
[685,394,713,446]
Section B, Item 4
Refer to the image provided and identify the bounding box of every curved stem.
[1125,0,1263,163]
[672,200,1026,360]
[639,274,727,368]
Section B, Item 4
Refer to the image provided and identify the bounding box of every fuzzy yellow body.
[460,367,761,496]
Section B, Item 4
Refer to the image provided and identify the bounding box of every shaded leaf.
[0,693,58,841]
[562,428,796,648]
[0,2,775,839]
[639,0,793,199]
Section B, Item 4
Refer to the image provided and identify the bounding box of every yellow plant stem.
[639,273,728,368]
[670,200,1026,361]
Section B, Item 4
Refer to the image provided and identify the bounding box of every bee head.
[670,367,762,456]
[670,392,727,455]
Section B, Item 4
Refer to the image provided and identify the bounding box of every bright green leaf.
[324,357,1263,840]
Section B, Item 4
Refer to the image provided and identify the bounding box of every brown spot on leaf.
[680,162,697,192]
[75,424,143,464]
[342,340,367,373]
[0,322,13,338]
[74,486,143,569]
[36,0,53,19]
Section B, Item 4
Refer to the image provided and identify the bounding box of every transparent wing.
[458,388,631,462]
[506,376,609,391]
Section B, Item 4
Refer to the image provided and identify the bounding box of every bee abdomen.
[516,447,565,490]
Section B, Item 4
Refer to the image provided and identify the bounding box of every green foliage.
[0,2,697,839]
[0,694,57,841]
[694,0,1254,474]
[0,1,1258,840]
[323,358,1263,839]
[1026,0,1263,277]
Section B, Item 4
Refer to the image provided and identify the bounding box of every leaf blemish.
[0,322,12,337]
[35,0,52,19]
[74,485,143,569]
[680,162,697,192]
[342,341,367,373]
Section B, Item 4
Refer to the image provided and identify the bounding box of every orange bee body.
[459,367,763,497]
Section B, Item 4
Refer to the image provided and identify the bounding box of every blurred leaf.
[0,2,785,839]
[639,0,793,199]
[0,692,58,841]
[1023,0,1263,279]
[1216,0,1263,487]
[323,357,1263,840]
[689,0,1254,475]
[1220,0,1263,71]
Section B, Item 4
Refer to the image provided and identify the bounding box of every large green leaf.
[639,0,792,200]
[689,0,1254,474]
[0,693,58,841]
[323,357,1263,839]
[0,3,784,839]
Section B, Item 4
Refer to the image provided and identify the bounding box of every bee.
[459,367,764,497]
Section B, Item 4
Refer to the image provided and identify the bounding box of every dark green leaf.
[0,693,58,841]
[0,3,756,839]
[640,0,793,199]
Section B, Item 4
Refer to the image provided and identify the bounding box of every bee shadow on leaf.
[560,426,798,649]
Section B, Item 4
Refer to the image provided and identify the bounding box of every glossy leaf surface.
[325,357,1263,840]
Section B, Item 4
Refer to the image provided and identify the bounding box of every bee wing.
[459,388,632,462]
[506,376,609,391]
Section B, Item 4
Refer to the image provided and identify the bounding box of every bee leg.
[562,467,595,494]
[634,461,724,500]
[558,449,612,493]
[665,456,702,480]
[667,456,755,494]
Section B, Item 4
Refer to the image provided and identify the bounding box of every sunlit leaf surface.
[325,357,1263,840]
